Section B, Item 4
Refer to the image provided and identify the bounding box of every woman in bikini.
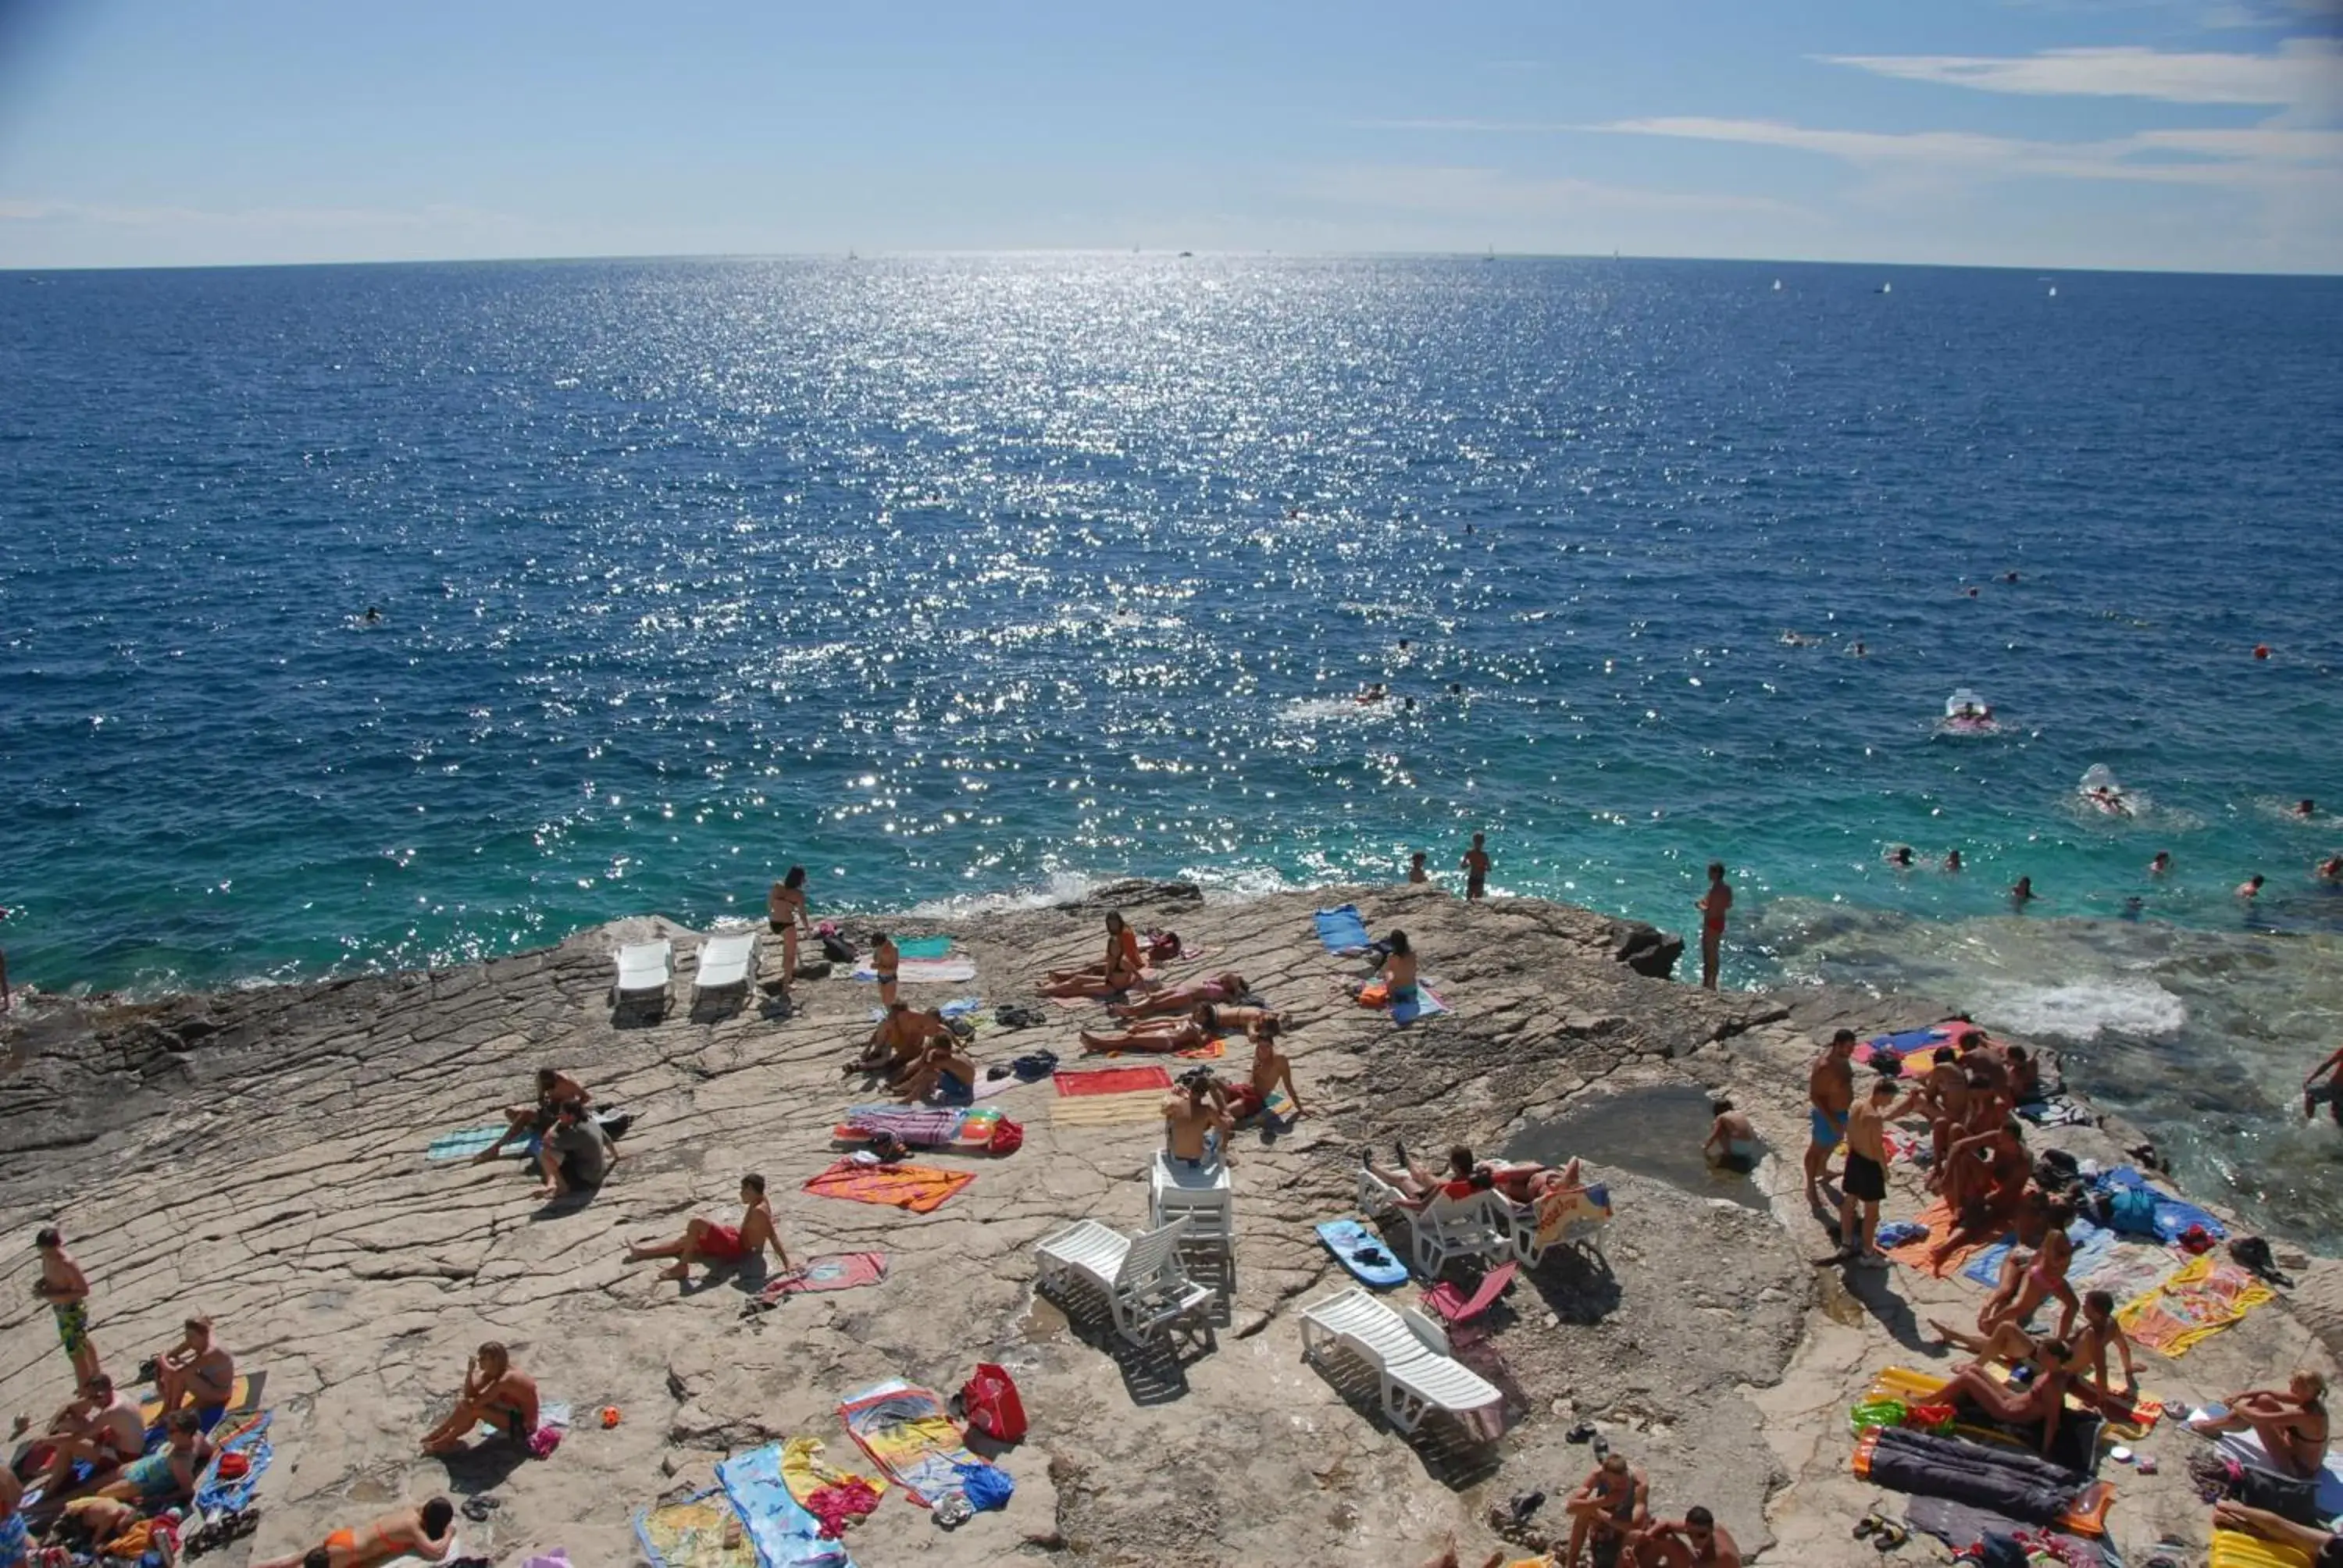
[1921,1338,2074,1456]
[1039,914,1147,998]
[419,1342,539,1455]
[1346,930,1418,1007]
[2193,1370,2331,1478]
[1106,971,1247,1019]
[766,867,810,1000]
[1984,1198,2081,1341]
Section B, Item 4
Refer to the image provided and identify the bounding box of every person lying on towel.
[253,1497,458,1568]
[1917,1336,2074,1456]
[1107,971,1250,1021]
[625,1174,793,1285]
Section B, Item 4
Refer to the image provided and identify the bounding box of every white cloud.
[1822,38,2343,111]
[1302,164,1802,219]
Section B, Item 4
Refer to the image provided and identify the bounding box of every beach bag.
[2109,1185,2159,1238]
[820,933,856,964]
[986,1118,1025,1156]
[959,1363,1027,1443]
[955,1459,1015,1510]
[1147,931,1182,961]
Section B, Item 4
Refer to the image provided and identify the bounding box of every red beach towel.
[1054,1065,1173,1098]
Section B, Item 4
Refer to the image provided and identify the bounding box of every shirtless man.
[848,1001,947,1076]
[2193,1371,2331,1478]
[1824,1076,1924,1267]
[419,1342,538,1455]
[96,1409,208,1508]
[1163,1079,1233,1169]
[1637,1506,1742,1568]
[2065,1289,2141,1417]
[1407,852,1430,886]
[1703,1099,1759,1171]
[1040,914,1146,998]
[1109,971,1248,1021]
[894,1038,979,1105]
[154,1313,234,1420]
[30,1373,145,1495]
[1461,834,1491,901]
[1221,1020,1304,1121]
[254,1498,459,1568]
[1924,1338,2074,1457]
[33,1225,98,1386]
[869,932,900,1008]
[1562,1452,1647,1568]
[1349,932,1418,1009]
[1927,1121,2031,1272]
[1917,1053,1973,1183]
[1079,1012,1215,1055]
[1695,862,1731,991]
[475,1066,591,1164]
[625,1174,791,1284]
[1804,1031,1856,1209]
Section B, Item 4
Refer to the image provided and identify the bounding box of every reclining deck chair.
[1300,1285,1504,1441]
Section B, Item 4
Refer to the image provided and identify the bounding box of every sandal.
[1853,1513,1883,1540]
[1870,1520,1908,1552]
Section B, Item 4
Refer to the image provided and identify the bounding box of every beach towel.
[427,1124,527,1162]
[2070,1239,2185,1305]
[1856,1027,1952,1067]
[1314,904,1371,954]
[972,1067,1026,1102]
[191,1411,271,1516]
[836,1380,984,1508]
[896,936,954,960]
[1961,1218,2112,1290]
[633,1491,760,1568]
[836,1107,968,1146]
[852,957,977,984]
[715,1444,854,1568]
[2093,1167,2227,1245]
[1055,1065,1173,1097]
[2216,1431,2343,1522]
[1390,985,1448,1024]
[755,1253,890,1307]
[142,1370,267,1430]
[802,1160,972,1214]
[2118,1253,2273,1356]
[1050,1090,1171,1128]
[1885,1198,1992,1278]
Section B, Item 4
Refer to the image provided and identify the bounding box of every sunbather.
[1918,1338,2074,1456]
[624,1174,792,1283]
[95,1410,208,1507]
[1079,1010,1213,1055]
[1107,971,1248,1019]
[28,1374,144,1495]
[253,1499,458,1568]
[419,1342,538,1456]
[474,1066,592,1164]
[1925,1120,2030,1272]
[153,1313,236,1420]
[2191,1370,2331,1477]
[894,1039,979,1105]
[1982,1197,2081,1338]
[847,1002,947,1076]
[534,1099,618,1199]
[1637,1506,1742,1567]
[1562,1452,1647,1568]
[1347,930,1418,1007]
[1362,1144,1493,1208]
[2070,1290,2137,1404]
[2209,1499,2343,1568]
[1040,912,1147,997]
[767,866,810,999]
[1221,1018,1304,1121]
[1925,1314,2041,1370]
[1485,1156,1584,1205]
[1164,1078,1233,1168]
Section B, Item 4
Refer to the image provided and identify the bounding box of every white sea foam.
[904,870,1104,919]
[1970,978,2188,1042]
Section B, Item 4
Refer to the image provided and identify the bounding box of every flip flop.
[1853,1513,1883,1540]
[1870,1519,1908,1552]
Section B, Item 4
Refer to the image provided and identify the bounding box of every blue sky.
[0,0,2337,271]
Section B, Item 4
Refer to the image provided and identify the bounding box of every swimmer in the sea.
[2320,855,2343,883]
[362,606,382,624]
[2010,876,2037,908]
[2296,800,2317,819]
[2237,874,2266,900]
[1943,848,1963,872]
[1966,586,1980,598]
[2149,851,2171,876]
[2003,571,2019,583]
[1849,640,1867,656]
[1885,846,1914,869]
[1407,852,1428,885]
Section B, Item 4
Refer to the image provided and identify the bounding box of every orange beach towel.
[803,1159,974,1214]
[1883,1196,1994,1279]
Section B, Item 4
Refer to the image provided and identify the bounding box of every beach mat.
[1050,1090,1169,1128]
[1391,985,1448,1024]
[756,1253,889,1308]
[715,1443,854,1567]
[802,1159,972,1214]
[1314,903,1371,954]
[2118,1253,2273,1356]
[143,1370,266,1429]
[836,1380,982,1508]
[1961,1219,2112,1289]
[427,1124,524,1162]
[853,958,977,984]
[896,936,954,960]
[2211,1529,2314,1568]
[2071,1239,2184,1304]
[633,1489,758,1568]
[1055,1065,1173,1097]
[1884,1198,1992,1279]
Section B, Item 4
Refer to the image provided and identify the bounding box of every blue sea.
[4,256,2341,1237]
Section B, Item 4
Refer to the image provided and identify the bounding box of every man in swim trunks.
[1804,1031,1856,1210]
[625,1173,792,1285]
[30,1373,144,1495]
[475,1066,593,1164]
[1460,834,1490,900]
[155,1313,235,1422]
[253,1498,459,1568]
[2193,1370,2331,1478]
[894,1038,979,1105]
[419,1342,538,1456]
[96,1409,207,1508]
[1221,1017,1304,1122]
[1164,1078,1233,1168]
[1703,1098,1760,1172]
[847,1001,947,1077]
[1927,1119,2031,1272]
[1561,1451,1647,1568]
[33,1226,99,1387]
[534,1099,618,1199]
[1821,1075,1924,1267]
[1695,862,1731,991]
[1637,1505,1742,1567]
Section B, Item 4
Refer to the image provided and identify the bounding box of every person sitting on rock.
[1926,1119,2030,1272]
[841,1001,938,1077]
[2191,1370,2331,1478]
[253,1498,459,1568]
[1346,931,1418,1009]
[1039,912,1147,998]
[624,1174,792,1285]
[474,1067,591,1164]
[1164,1077,1233,1170]
[1561,1452,1647,1568]
[419,1342,537,1456]
[1107,971,1250,1020]
[154,1313,236,1424]
[533,1099,618,1200]
[1220,1017,1304,1122]
[1919,1338,2074,1456]
[2069,1288,2138,1411]
[1636,1505,1742,1567]
[28,1373,145,1495]
[894,1038,979,1105]
[1703,1099,1760,1171]
[95,1409,209,1508]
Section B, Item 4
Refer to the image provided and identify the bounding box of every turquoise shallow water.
[4,255,2342,1236]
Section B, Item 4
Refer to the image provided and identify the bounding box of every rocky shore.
[0,882,2335,1566]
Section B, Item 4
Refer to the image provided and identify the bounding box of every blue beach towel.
[193,1412,272,1516]
[896,936,953,960]
[1315,904,1371,954]
[426,1125,516,1161]
[1960,1220,2116,1290]
[715,1444,854,1568]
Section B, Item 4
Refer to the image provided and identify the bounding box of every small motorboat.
[1938,689,1998,734]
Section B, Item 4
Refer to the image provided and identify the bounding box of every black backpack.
[820,933,856,964]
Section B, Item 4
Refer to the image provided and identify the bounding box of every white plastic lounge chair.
[614,940,673,1009]
[693,932,758,999]
[1149,1153,1235,1256]
[1509,1181,1613,1267]
[1299,1285,1504,1440]
[1355,1166,1515,1278]
[1034,1217,1215,1346]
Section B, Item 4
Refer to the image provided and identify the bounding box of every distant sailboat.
[2048,285,2058,298]
[1771,279,1782,291]
[1878,281,1892,294]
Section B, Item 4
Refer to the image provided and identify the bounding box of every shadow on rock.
[1524,1249,1622,1325]
[1302,1342,1504,1491]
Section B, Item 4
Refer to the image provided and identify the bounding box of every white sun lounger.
[1510,1181,1613,1267]
[1299,1285,1504,1440]
[1035,1217,1215,1347]
[1355,1165,1515,1278]
[613,940,673,1009]
[693,932,758,998]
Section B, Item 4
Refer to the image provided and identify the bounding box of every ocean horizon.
[4,253,2341,1238]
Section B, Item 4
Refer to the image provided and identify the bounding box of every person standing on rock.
[1694,862,1731,991]
[1824,1076,1922,1268]
[1803,1031,1856,1211]
[1460,834,1491,900]
[767,866,811,1001]
[33,1226,99,1388]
